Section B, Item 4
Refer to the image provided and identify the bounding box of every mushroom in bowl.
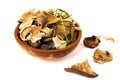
[14,8,82,59]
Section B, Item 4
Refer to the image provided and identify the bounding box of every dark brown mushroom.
[39,15,48,27]
[71,31,77,41]
[27,40,41,48]
[39,41,54,49]
[83,35,100,48]
[32,18,38,26]
[52,25,57,37]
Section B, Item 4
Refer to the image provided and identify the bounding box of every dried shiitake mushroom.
[64,59,98,78]
[83,35,100,48]
[93,48,113,64]
[83,35,114,48]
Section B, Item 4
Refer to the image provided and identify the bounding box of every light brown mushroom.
[47,9,54,15]
[19,9,48,28]
[19,27,33,41]
[51,24,66,40]
[64,59,98,78]
[19,9,40,23]
[19,19,34,30]
[93,48,113,64]
[63,21,72,27]
[19,26,42,42]
[29,26,43,43]
[56,25,66,33]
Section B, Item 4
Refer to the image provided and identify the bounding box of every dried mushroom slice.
[19,19,33,30]
[19,9,40,23]
[29,26,43,43]
[83,35,100,48]
[63,21,72,27]
[19,27,33,41]
[40,27,53,37]
[47,9,54,15]
[93,48,113,64]
[52,36,67,49]
[20,24,53,43]
[41,11,60,25]
[19,9,49,28]
[39,15,48,27]
[64,59,98,78]
[19,26,42,43]
[56,24,66,34]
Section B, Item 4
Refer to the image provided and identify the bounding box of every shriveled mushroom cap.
[19,26,42,42]
[64,59,98,77]
[93,48,113,64]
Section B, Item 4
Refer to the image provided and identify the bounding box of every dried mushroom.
[19,9,41,23]
[93,48,113,64]
[52,36,67,49]
[18,8,81,49]
[39,41,54,50]
[40,11,60,25]
[27,40,41,48]
[20,26,53,43]
[83,35,114,49]
[83,35,100,48]
[39,15,48,27]
[64,59,98,78]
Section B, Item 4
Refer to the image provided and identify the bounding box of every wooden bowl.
[14,23,82,59]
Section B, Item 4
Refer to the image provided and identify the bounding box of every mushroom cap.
[64,59,98,77]
[83,35,100,48]
[93,48,113,64]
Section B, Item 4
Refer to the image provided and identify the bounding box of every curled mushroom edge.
[93,48,113,64]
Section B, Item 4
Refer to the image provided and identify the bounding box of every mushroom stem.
[97,34,114,43]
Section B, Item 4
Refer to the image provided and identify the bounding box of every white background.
[0,0,120,80]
